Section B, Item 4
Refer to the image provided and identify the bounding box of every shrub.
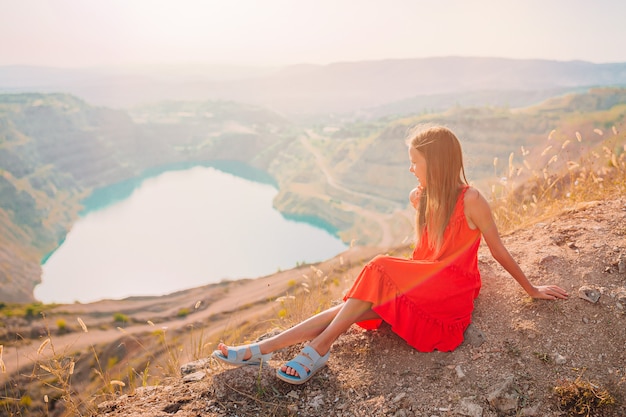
[113,313,129,324]
[554,376,615,416]
[56,319,67,333]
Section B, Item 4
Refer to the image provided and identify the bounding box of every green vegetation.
[112,313,129,324]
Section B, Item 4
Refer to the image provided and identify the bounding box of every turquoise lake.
[35,165,347,304]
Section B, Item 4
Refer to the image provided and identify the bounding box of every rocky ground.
[91,196,626,417]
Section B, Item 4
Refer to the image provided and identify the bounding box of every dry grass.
[489,126,625,233]
[273,264,345,328]
[554,375,616,416]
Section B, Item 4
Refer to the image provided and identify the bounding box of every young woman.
[213,124,568,385]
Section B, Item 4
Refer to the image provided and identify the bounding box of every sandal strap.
[291,352,315,370]
[283,359,310,379]
[248,343,262,360]
[227,346,246,362]
[227,343,262,362]
[285,345,323,375]
[302,346,322,363]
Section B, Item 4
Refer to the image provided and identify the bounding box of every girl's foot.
[212,342,272,366]
[277,345,330,384]
[217,343,248,359]
[280,344,328,377]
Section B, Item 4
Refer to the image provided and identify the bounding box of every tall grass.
[489,126,625,232]
[274,264,344,328]
[0,311,210,416]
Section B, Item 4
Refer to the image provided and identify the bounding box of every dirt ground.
[85,196,626,417]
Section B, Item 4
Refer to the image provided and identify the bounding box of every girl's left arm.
[465,189,568,300]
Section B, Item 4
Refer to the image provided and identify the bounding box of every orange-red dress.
[343,186,482,352]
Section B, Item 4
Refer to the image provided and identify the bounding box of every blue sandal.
[276,345,330,385]
[212,343,272,366]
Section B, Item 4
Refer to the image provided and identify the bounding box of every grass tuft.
[554,376,616,416]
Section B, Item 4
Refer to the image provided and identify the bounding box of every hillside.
[1,88,626,302]
[2,196,624,416]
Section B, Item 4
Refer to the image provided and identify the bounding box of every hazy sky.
[2,0,625,68]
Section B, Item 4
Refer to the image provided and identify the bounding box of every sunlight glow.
[1,0,625,67]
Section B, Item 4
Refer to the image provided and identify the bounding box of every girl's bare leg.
[281,298,377,377]
[217,298,378,363]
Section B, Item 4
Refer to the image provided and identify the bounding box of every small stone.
[553,353,567,365]
[463,323,486,347]
[455,365,466,379]
[521,403,542,416]
[487,375,519,412]
[309,394,324,409]
[180,358,211,375]
[618,254,626,274]
[392,392,407,403]
[578,286,601,303]
[457,398,483,417]
[615,289,626,310]
[182,370,206,382]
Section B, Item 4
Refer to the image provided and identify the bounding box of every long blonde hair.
[406,124,468,251]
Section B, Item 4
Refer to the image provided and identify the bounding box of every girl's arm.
[465,188,568,300]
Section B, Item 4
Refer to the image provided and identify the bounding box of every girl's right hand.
[528,285,569,300]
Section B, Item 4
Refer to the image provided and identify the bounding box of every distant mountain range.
[2,57,626,114]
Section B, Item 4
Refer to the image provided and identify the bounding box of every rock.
[455,365,466,379]
[392,392,407,403]
[309,394,324,409]
[463,323,486,347]
[618,254,626,274]
[553,353,567,365]
[457,398,483,417]
[521,403,542,416]
[486,375,519,412]
[180,358,211,375]
[182,370,206,382]
[578,285,601,303]
[616,290,626,309]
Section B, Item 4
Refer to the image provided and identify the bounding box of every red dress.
[343,186,482,352]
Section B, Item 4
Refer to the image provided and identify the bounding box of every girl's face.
[409,147,427,187]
